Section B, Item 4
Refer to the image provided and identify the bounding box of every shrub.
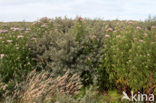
[0,26,33,100]
[0,26,33,82]
[27,18,110,87]
[100,23,156,93]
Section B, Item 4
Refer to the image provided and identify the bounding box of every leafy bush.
[100,22,156,93]
[27,18,110,88]
[0,24,33,99]
[0,26,33,83]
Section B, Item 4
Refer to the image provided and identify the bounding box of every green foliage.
[27,17,156,92]
[0,24,33,99]
[100,21,156,92]
[0,27,33,83]
[0,17,156,102]
[75,18,87,41]
[27,17,108,87]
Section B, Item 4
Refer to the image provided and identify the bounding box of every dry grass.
[13,69,82,103]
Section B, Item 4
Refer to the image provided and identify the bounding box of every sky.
[0,0,156,22]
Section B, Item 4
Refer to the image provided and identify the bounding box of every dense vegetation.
[0,17,156,103]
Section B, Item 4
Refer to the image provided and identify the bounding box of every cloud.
[0,0,155,21]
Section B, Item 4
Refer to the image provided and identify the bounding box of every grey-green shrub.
[27,18,109,88]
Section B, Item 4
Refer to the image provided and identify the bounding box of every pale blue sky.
[0,0,156,21]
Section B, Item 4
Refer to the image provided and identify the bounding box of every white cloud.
[0,0,156,21]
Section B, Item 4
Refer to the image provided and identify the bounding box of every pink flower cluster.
[77,17,83,21]
[106,28,113,32]
[33,20,41,25]
[136,26,141,30]
[33,17,52,25]
[139,40,144,42]
[40,17,51,21]
[10,27,24,31]
[152,26,156,29]
[17,35,24,39]
[105,34,110,38]
[128,21,133,24]
[0,29,8,33]
[0,54,5,59]
[26,28,31,31]
[41,24,47,28]
[7,40,13,43]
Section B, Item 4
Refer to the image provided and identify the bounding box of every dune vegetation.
[0,17,156,103]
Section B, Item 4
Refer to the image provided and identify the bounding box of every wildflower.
[40,17,50,21]
[27,62,31,65]
[2,24,7,26]
[41,24,47,27]
[139,40,144,42]
[113,30,117,32]
[0,54,5,59]
[33,20,41,25]
[10,27,21,31]
[0,37,2,39]
[106,28,113,32]
[2,84,8,90]
[25,31,29,33]
[128,21,133,24]
[152,26,156,29]
[0,29,8,33]
[17,35,24,39]
[105,34,110,38]
[136,26,141,30]
[116,35,121,38]
[143,33,148,36]
[151,42,155,44]
[77,17,82,21]
[39,17,52,22]
[7,40,13,43]
[26,28,31,31]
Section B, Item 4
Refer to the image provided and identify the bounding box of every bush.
[27,18,109,88]
[0,25,33,83]
[100,22,156,93]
